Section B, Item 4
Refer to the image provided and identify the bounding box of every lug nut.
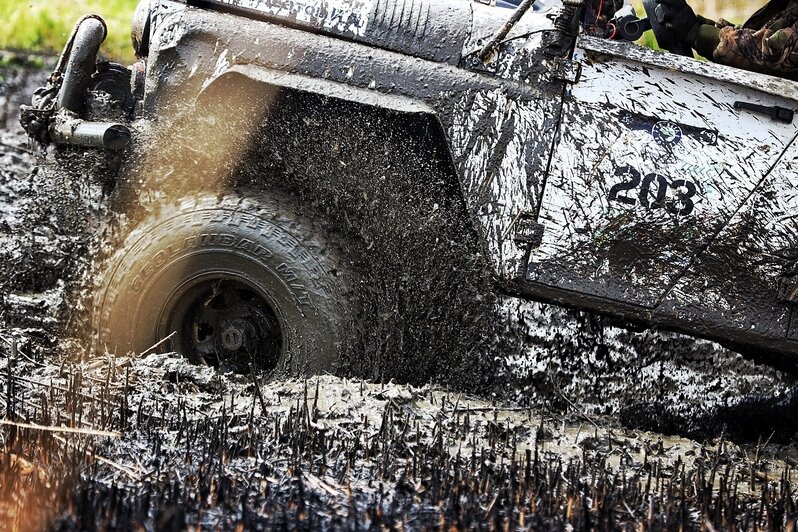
[221,327,244,350]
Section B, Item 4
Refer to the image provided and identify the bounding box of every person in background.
[654,0,798,78]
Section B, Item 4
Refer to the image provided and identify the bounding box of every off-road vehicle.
[20,0,798,373]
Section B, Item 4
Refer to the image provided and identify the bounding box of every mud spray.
[3,58,798,528]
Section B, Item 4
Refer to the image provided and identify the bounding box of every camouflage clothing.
[710,0,798,78]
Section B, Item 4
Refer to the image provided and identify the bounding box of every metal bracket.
[512,212,545,248]
[550,58,582,84]
[734,101,795,124]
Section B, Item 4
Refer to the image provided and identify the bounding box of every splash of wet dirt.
[3,58,798,528]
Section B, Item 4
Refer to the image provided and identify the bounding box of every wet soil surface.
[4,353,798,529]
[2,60,798,528]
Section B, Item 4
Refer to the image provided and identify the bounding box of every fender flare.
[197,63,470,215]
[196,63,486,267]
[195,63,460,180]
[198,64,437,117]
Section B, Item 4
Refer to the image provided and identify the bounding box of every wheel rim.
[160,275,283,373]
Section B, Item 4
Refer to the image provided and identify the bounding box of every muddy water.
[499,298,798,441]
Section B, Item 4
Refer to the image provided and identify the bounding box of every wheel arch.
[183,66,498,385]
[196,65,484,256]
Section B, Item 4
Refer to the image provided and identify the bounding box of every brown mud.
[2,59,798,528]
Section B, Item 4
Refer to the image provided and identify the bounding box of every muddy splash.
[3,57,798,528]
[2,57,798,436]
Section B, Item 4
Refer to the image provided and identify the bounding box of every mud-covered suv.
[20,0,798,373]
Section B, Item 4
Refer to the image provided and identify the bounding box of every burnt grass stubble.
[1,58,798,529]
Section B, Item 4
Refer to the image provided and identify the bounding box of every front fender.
[199,63,436,116]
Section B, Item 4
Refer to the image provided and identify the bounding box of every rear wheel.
[93,193,353,374]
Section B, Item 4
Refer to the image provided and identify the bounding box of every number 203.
[608,165,696,216]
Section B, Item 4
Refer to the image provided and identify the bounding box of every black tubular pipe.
[479,0,537,62]
[56,16,107,114]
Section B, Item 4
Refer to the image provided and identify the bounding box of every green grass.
[0,0,138,62]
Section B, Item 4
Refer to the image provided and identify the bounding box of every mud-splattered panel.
[445,11,564,281]
[530,36,798,308]
[662,139,798,341]
[448,88,562,280]
[200,0,375,36]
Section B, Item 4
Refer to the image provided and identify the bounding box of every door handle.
[734,101,794,124]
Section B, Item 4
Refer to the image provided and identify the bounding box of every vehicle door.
[446,0,571,280]
[530,35,798,313]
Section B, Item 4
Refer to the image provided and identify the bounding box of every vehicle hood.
[163,0,560,65]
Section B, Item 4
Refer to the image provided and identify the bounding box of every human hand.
[654,0,699,33]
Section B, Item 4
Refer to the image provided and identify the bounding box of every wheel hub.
[220,322,245,351]
[169,278,283,372]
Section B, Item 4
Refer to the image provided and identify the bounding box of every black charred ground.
[3,353,798,530]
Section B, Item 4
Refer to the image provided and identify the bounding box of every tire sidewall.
[95,197,345,373]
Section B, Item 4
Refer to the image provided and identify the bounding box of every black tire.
[93,193,353,374]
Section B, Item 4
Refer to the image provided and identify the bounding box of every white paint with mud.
[448,89,550,279]
[531,35,798,310]
[205,0,375,36]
